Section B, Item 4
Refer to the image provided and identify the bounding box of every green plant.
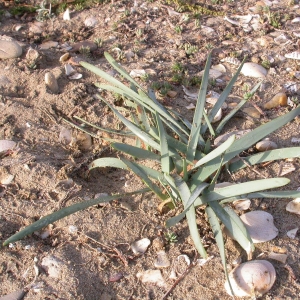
[174,24,183,34]
[4,51,300,296]
[184,43,199,55]
[79,46,91,58]
[165,231,178,244]
[94,37,103,47]
[172,62,184,73]
[36,0,55,21]
[261,59,271,69]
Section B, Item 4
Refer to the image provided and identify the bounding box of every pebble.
[242,107,260,118]
[136,270,166,287]
[84,16,99,27]
[71,40,97,52]
[167,90,177,98]
[0,35,22,59]
[41,255,64,278]
[264,92,287,109]
[59,52,70,63]
[286,228,298,239]
[0,75,11,86]
[286,198,300,215]
[45,72,59,94]
[256,140,278,151]
[39,41,58,50]
[241,62,267,78]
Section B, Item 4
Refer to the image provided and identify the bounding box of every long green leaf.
[191,106,300,188]
[187,51,212,161]
[121,158,168,200]
[193,135,235,170]
[229,147,300,172]
[166,182,209,227]
[111,143,160,161]
[156,112,170,174]
[194,178,290,206]
[174,176,207,258]
[206,206,233,295]
[3,188,150,246]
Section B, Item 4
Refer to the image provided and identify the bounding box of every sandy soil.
[0,0,300,299]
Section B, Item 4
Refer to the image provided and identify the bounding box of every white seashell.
[26,48,39,61]
[171,255,190,278]
[233,199,251,211]
[221,57,241,65]
[268,252,287,264]
[186,103,195,110]
[129,69,146,78]
[285,51,300,60]
[211,108,222,123]
[256,140,278,151]
[240,211,278,243]
[136,270,166,287]
[131,238,151,254]
[45,72,59,93]
[69,73,82,80]
[63,8,70,20]
[278,163,295,176]
[286,227,298,239]
[211,64,226,73]
[291,17,300,23]
[241,62,267,78]
[286,198,300,215]
[65,64,75,76]
[84,16,98,27]
[59,53,70,63]
[225,260,276,297]
[0,174,14,185]
[214,130,251,146]
[154,250,170,268]
[0,140,16,153]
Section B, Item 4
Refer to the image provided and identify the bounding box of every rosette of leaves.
[4,52,300,293]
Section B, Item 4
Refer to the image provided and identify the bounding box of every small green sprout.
[165,231,178,244]
[174,25,183,34]
[94,38,103,47]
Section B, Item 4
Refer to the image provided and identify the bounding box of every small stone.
[242,107,261,118]
[45,72,59,94]
[286,228,298,239]
[152,237,165,251]
[76,132,92,151]
[39,41,58,50]
[59,53,70,63]
[71,40,97,52]
[154,250,170,268]
[264,93,288,109]
[286,198,300,215]
[136,269,166,287]
[41,256,64,278]
[0,35,22,59]
[256,140,278,151]
[84,16,98,27]
[0,75,11,86]
[241,62,267,78]
[131,238,151,255]
[167,90,177,98]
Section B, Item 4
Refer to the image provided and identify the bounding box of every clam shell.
[240,211,278,243]
[285,51,300,60]
[211,108,222,123]
[286,198,300,215]
[69,73,82,80]
[286,227,298,239]
[59,53,70,63]
[256,140,278,151]
[131,238,151,255]
[233,199,251,211]
[63,8,70,21]
[241,62,267,78]
[225,260,276,297]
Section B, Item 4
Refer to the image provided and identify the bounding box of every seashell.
[172,255,190,278]
[225,260,276,297]
[211,108,222,123]
[291,17,300,23]
[131,238,151,254]
[197,255,214,266]
[256,140,278,151]
[286,198,300,215]
[65,64,75,76]
[59,53,70,63]
[76,132,92,151]
[154,250,170,268]
[286,227,298,239]
[268,252,287,264]
[211,64,226,73]
[45,72,59,94]
[39,41,58,50]
[285,51,300,60]
[240,211,278,243]
[186,103,195,110]
[69,73,82,80]
[264,92,287,109]
[0,35,22,59]
[129,69,146,78]
[0,174,14,185]
[84,16,98,27]
[136,270,166,287]
[63,8,70,20]
[274,34,290,45]
[233,199,251,211]
[0,140,16,153]
[182,85,198,100]
[214,130,251,146]
[241,62,267,78]
[278,163,295,176]
[221,57,241,65]
[26,48,39,61]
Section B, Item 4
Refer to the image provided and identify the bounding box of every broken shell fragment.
[65,64,75,76]
[131,238,151,255]
[0,140,16,153]
[136,270,166,287]
[264,93,288,109]
[268,252,287,264]
[241,62,267,78]
[256,140,278,152]
[233,199,251,211]
[211,108,222,123]
[0,173,14,185]
[240,211,278,243]
[69,73,82,80]
[286,198,300,215]
[45,72,59,94]
[286,228,298,239]
[154,250,170,268]
[285,51,300,60]
[63,8,70,21]
[225,260,276,297]
[59,53,70,63]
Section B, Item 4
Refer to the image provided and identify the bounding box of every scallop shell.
[225,260,276,297]
[240,211,278,243]
[286,198,300,215]
[285,52,300,60]
[221,56,241,65]
[131,238,151,255]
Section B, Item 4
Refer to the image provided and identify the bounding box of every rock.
[41,255,64,278]
[241,62,267,78]
[71,40,97,52]
[256,140,278,151]
[0,35,22,59]
[45,72,59,94]
[39,41,58,50]
[167,90,177,98]
[76,132,92,151]
[243,107,261,118]
[264,92,287,109]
